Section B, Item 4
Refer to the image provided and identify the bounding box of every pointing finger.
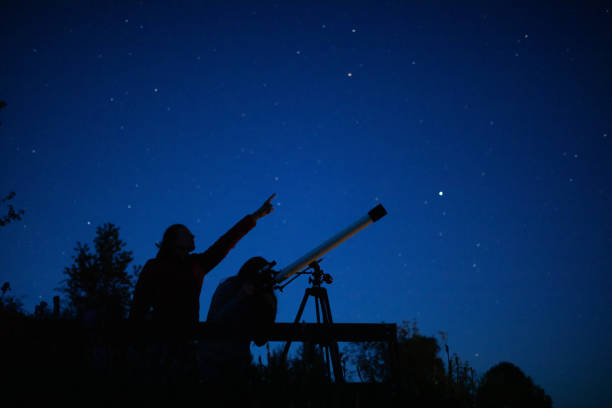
[266,193,276,203]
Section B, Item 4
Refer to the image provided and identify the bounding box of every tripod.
[280,260,344,382]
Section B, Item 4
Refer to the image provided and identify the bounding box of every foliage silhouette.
[58,222,140,322]
[0,192,25,227]
[0,103,25,226]
[0,281,24,318]
[476,361,552,408]
[348,320,475,407]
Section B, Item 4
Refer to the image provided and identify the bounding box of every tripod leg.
[282,289,310,362]
[319,288,344,383]
[314,294,332,379]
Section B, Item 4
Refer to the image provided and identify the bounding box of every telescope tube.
[274,204,387,283]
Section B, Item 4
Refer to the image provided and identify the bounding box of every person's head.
[237,257,278,327]
[238,256,273,286]
[156,224,195,260]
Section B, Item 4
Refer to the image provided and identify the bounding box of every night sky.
[1,2,611,407]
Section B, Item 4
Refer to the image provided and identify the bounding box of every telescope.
[262,203,387,382]
[271,204,387,284]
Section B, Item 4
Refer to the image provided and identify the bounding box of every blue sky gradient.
[1,2,610,406]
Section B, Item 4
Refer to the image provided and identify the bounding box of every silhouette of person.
[199,256,277,383]
[129,194,275,326]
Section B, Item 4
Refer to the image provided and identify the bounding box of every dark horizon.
[1,2,611,407]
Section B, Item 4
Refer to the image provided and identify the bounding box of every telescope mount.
[280,259,344,383]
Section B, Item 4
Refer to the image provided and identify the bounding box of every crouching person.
[199,256,277,387]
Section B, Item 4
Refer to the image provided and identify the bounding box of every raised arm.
[195,194,275,275]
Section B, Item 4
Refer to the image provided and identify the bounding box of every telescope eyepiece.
[238,257,278,289]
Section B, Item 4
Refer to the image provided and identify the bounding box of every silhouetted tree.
[0,281,24,318]
[59,223,139,322]
[350,320,446,383]
[0,103,25,227]
[349,320,474,406]
[34,300,51,319]
[476,362,552,408]
[0,192,25,227]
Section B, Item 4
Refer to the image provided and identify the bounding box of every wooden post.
[53,296,60,318]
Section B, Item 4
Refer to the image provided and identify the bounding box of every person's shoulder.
[215,276,240,293]
[187,253,204,269]
[143,258,159,268]
[140,258,162,275]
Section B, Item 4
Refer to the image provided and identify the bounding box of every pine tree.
[59,223,138,321]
